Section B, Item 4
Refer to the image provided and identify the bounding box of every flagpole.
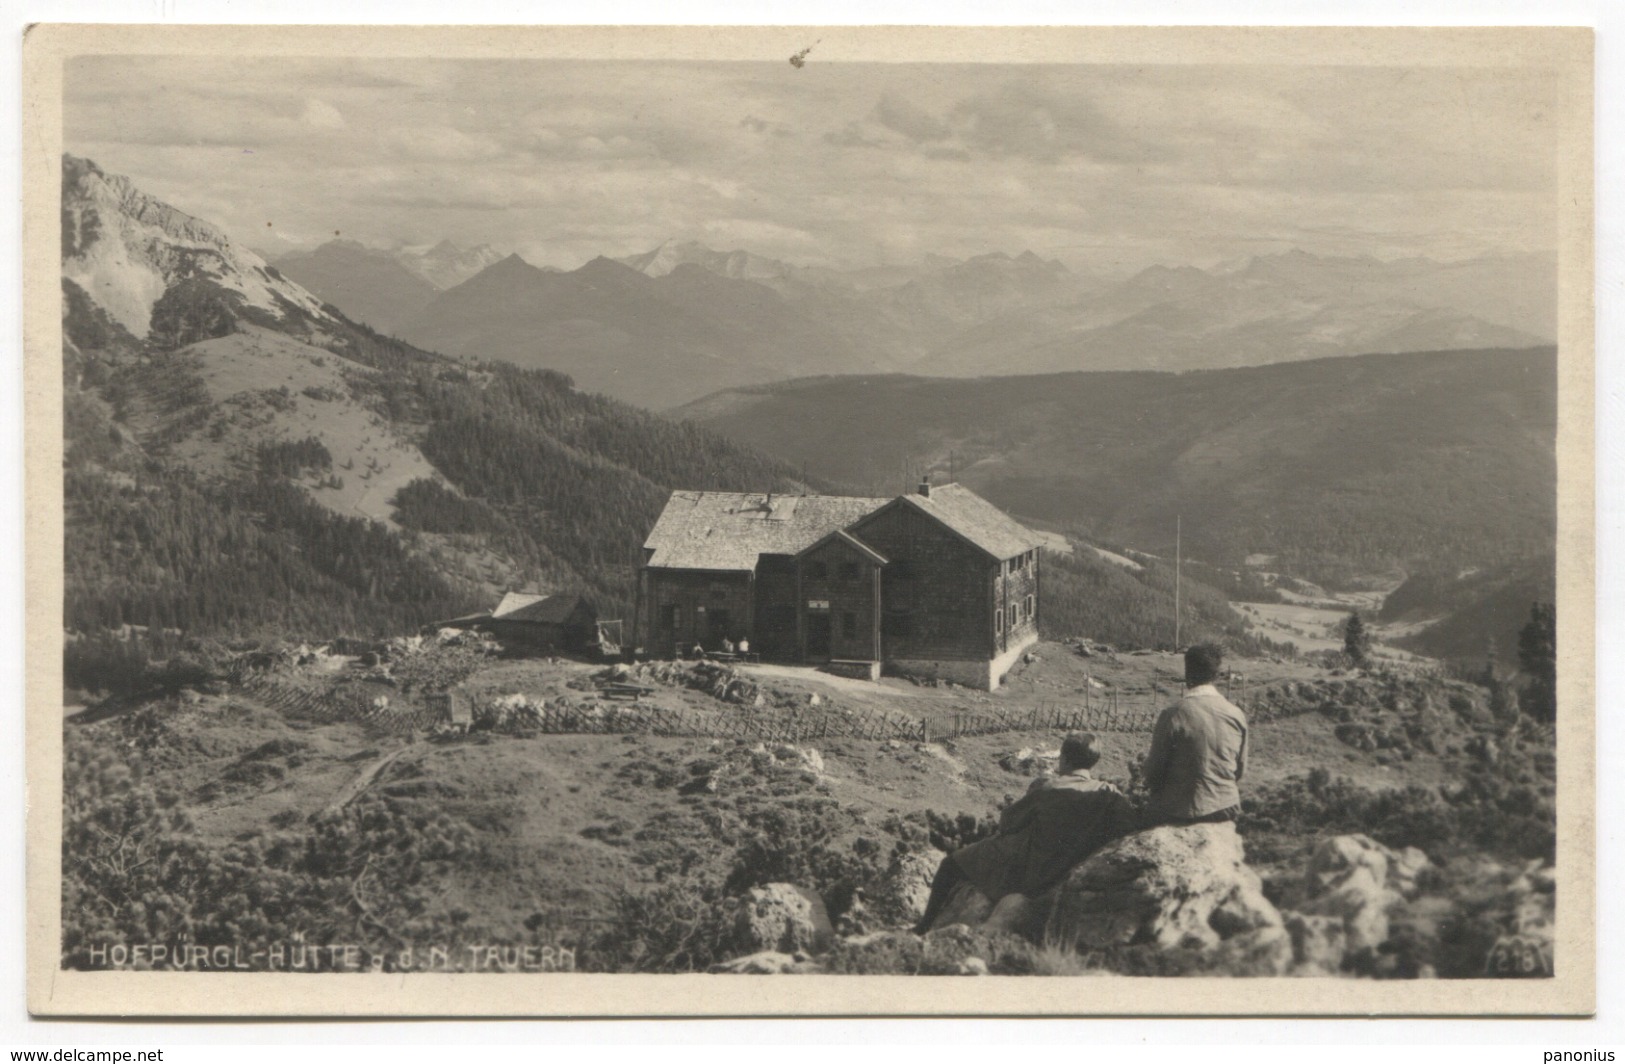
[1174,514,1182,650]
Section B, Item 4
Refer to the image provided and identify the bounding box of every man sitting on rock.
[915,732,1135,933]
[1141,643,1249,827]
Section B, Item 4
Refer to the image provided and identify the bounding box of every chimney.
[917,478,930,498]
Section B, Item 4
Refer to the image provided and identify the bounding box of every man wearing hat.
[1142,642,1249,827]
[915,732,1135,933]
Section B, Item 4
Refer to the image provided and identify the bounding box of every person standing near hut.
[1141,643,1248,827]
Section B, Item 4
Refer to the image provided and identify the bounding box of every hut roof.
[643,491,887,572]
[870,483,1045,560]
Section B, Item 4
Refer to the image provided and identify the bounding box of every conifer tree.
[1343,610,1372,667]
[1518,601,1557,722]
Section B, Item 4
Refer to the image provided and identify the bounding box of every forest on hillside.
[1038,548,1294,657]
[61,287,837,692]
[678,347,1558,590]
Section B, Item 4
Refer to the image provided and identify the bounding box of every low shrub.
[1240,739,1555,864]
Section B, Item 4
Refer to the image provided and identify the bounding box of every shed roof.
[643,491,887,572]
[895,483,1045,560]
[490,591,589,624]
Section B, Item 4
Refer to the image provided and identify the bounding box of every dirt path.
[736,662,936,700]
[322,745,410,816]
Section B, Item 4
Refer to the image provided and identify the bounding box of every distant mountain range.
[271,239,506,335]
[269,230,1552,409]
[58,154,1272,669]
[675,347,1557,586]
[917,250,1552,378]
[272,241,441,336]
[396,239,507,290]
[392,253,885,409]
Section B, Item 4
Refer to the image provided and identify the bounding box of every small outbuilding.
[435,591,599,655]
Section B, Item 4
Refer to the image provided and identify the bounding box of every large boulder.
[1284,912,1349,975]
[1498,858,1556,975]
[880,849,941,926]
[928,880,994,931]
[731,883,835,955]
[1047,823,1283,952]
[1281,834,1429,958]
[983,892,1050,940]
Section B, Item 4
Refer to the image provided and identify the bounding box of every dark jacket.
[952,770,1136,902]
[1143,684,1249,821]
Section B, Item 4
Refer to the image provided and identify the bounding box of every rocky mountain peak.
[64,153,233,253]
[397,240,507,290]
[61,154,338,342]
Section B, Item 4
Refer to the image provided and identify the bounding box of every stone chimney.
[917,479,930,498]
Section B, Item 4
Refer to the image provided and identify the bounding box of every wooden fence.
[239,675,443,736]
[940,699,1160,740]
[468,698,931,743]
[238,675,1297,745]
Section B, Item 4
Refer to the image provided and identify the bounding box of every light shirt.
[1143,684,1249,820]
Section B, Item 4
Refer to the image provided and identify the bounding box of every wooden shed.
[436,591,599,655]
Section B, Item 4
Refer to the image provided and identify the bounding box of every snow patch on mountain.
[61,155,338,341]
[396,239,507,290]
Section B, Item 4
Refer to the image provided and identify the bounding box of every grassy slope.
[65,642,1543,973]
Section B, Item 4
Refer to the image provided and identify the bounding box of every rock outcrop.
[1274,833,1433,971]
[731,883,834,956]
[709,829,1496,979]
[929,881,994,932]
[915,823,1292,975]
[1047,823,1282,951]
[877,849,940,926]
[62,154,339,341]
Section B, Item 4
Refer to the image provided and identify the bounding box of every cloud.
[64,57,1562,275]
[873,93,949,142]
[945,81,1163,165]
[699,217,820,251]
[739,114,793,138]
[823,80,1165,167]
[381,125,506,163]
[299,98,346,130]
[822,122,888,150]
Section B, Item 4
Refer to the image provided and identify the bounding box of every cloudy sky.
[65,55,1561,274]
